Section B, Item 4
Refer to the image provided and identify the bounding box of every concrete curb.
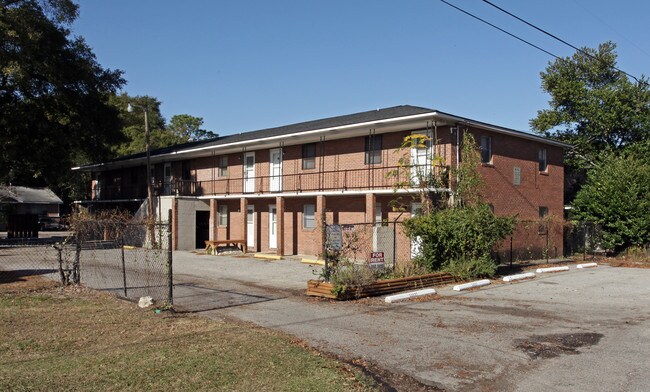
[577,262,598,269]
[385,288,436,303]
[300,258,325,266]
[254,253,282,260]
[535,266,569,273]
[453,279,491,291]
[503,272,536,282]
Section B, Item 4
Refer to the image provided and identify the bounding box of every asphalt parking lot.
[171,252,650,392]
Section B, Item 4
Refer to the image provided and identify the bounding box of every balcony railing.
[86,165,448,201]
[88,179,199,201]
[197,165,448,196]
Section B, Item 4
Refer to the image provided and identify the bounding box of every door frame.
[410,130,432,185]
[269,148,282,192]
[268,204,277,249]
[244,152,255,193]
[246,205,255,249]
[163,162,172,195]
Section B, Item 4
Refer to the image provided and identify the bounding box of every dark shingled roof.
[94,105,435,165]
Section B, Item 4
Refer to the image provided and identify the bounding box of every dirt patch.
[0,273,60,294]
[515,332,603,359]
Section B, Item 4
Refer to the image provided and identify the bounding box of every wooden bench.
[205,239,246,255]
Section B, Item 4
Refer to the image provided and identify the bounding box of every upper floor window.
[218,156,228,177]
[181,160,191,180]
[365,134,382,165]
[480,136,492,163]
[302,143,316,170]
[538,148,547,172]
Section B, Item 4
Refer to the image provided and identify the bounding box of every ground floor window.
[303,204,315,229]
[218,205,228,226]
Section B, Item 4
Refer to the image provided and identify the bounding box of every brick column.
[276,196,284,256]
[240,197,248,252]
[365,193,376,224]
[209,199,218,241]
[317,195,326,256]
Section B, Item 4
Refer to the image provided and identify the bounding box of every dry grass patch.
[0,279,376,392]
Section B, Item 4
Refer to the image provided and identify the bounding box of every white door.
[163,163,172,195]
[244,152,255,193]
[410,131,431,185]
[247,205,255,249]
[269,204,277,249]
[410,202,423,258]
[269,148,282,192]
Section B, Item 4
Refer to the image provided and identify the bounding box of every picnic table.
[205,239,246,254]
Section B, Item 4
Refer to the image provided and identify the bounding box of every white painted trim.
[535,266,570,273]
[385,288,436,303]
[502,272,536,282]
[452,279,491,291]
[198,187,451,200]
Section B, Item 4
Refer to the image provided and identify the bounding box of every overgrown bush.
[403,203,515,277]
[442,256,498,280]
[327,260,377,297]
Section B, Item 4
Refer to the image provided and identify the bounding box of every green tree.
[167,114,217,143]
[572,147,650,253]
[530,41,650,199]
[0,0,124,189]
[109,93,167,156]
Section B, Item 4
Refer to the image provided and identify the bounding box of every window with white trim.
[364,135,382,164]
[218,205,228,226]
[218,156,228,177]
[303,204,315,229]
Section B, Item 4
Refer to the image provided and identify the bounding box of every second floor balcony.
[87,164,449,201]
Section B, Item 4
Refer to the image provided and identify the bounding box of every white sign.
[369,251,385,269]
[327,225,343,251]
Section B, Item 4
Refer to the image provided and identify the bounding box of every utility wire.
[480,0,641,82]
[438,0,560,60]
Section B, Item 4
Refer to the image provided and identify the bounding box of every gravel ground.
[171,253,650,392]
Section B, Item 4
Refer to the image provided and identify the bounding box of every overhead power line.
[480,0,641,82]
[437,0,560,60]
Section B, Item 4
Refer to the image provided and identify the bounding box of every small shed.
[0,186,63,237]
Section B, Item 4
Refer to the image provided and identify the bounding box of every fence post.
[322,210,329,281]
[509,236,513,270]
[546,222,550,264]
[121,239,127,297]
[392,220,397,270]
[167,209,173,305]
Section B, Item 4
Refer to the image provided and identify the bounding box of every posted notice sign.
[369,251,385,269]
[327,225,343,251]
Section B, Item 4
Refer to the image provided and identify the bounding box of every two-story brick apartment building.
[73,105,568,260]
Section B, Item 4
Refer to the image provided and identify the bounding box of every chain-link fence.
[0,216,173,304]
[323,221,413,272]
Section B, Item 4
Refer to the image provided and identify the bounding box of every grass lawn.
[0,277,376,391]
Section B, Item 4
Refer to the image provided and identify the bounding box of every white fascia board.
[175,112,438,156]
[71,112,437,172]
[434,112,572,148]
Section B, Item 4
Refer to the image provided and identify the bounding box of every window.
[480,136,492,163]
[218,156,228,177]
[181,160,191,180]
[538,148,547,172]
[538,206,549,234]
[513,166,521,186]
[218,205,228,226]
[303,204,315,229]
[539,206,548,218]
[364,135,382,164]
[302,143,316,170]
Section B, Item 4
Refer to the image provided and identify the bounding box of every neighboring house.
[0,186,63,235]
[73,105,569,259]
